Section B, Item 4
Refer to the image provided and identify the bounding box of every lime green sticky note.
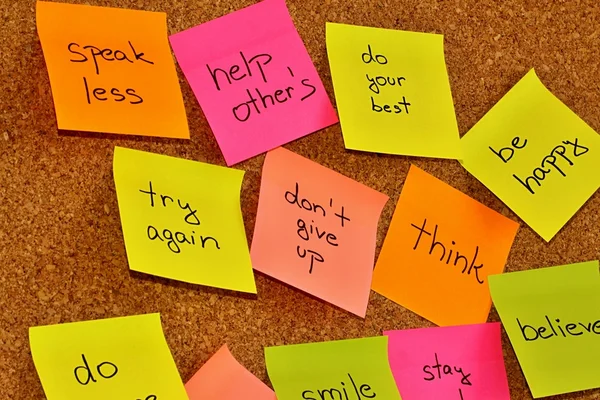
[489,261,600,398]
[461,69,600,241]
[265,336,402,400]
[29,313,188,400]
[326,23,460,159]
[113,146,256,293]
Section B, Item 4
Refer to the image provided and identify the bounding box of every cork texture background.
[1,0,600,398]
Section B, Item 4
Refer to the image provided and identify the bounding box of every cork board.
[0,0,599,399]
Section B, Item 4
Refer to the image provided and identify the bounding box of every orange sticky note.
[36,1,188,138]
[186,345,275,400]
[251,148,388,317]
[372,165,519,326]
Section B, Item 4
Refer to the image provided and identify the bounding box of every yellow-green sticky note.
[265,336,402,400]
[113,146,256,293]
[489,261,600,398]
[461,69,600,241]
[326,22,460,159]
[29,313,188,400]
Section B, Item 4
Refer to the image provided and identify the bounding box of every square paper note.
[251,147,388,317]
[186,344,276,400]
[36,1,188,138]
[29,313,188,400]
[461,69,600,241]
[489,260,600,398]
[113,146,256,293]
[170,0,338,165]
[326,23,460,159]
[265,337,401,400]
[372,165,519,326]
[385,324,510,400]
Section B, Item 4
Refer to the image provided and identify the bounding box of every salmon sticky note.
[36,1,188,138]
[251,147,388,317]
[265,336,402,400]
[385,324,510,400]
[326,23,460,159]
[113,146,256,293]
[461,69,600,241]
[372,165,519,326]
[29,313,188,400]
[169,0,338,165]
[489,261,600,398]
[186,344,275,400]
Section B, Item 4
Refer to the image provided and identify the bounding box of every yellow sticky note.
[326,23,460,159]
[113,146,256,293]
[461,69,600,241]
[29,313,188,400]
[36,1,189,138]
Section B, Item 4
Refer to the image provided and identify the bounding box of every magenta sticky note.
[169,0,338,165]
[385,323,510,400]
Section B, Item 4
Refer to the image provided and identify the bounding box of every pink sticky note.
[169,0,338,165]
[385,323,510,400]
[251,147,388,317]
[185,344,276,400]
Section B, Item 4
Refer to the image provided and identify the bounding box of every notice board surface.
[1,0,599,399]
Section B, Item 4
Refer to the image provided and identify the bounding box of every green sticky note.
[326,23,460,159]
[461,69,600,241]
[489,261,600,398]
[265,336,402,400]
[113,146,256,293]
